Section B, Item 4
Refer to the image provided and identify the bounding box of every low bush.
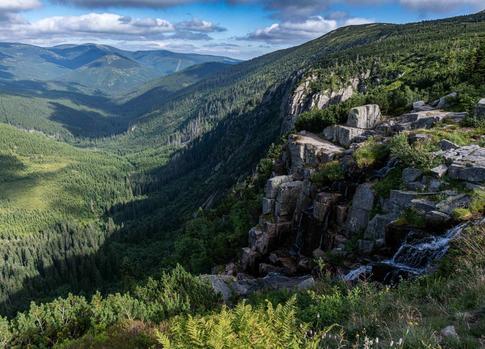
[310,160,344,187]
[389,133,440,170]
[353,138,390,168]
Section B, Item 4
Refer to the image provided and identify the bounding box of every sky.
[0,0,483,59]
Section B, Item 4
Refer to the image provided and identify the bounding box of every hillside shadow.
[0,76,288,318]
[49,102,127,138]
[0,154,26,181]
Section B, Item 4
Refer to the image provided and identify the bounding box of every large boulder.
[346,104,382,129]
[313,192,341,222]
[264,175,293,199]
[204,273,314,303]
[436,194,471,215]
[476,98,485,118]
[440,145,485,183]
[248,227,271,255]
[365,214,397,240]
[323,125,366,147]
[346,183,375,234]
[275,181,304,218]
[433,92,457,109]
[287,132,344,173]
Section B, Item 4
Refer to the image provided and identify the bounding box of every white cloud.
[400,0,485,11]
[242,16,337,44]
[344,17,374,26]
[175,18,226,32]
[53,0,208,8]
[0,11,227,44]
[241,15,375,44]
[0,0,40,12]
[28,13,174,36]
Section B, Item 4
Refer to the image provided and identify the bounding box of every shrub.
[353,138,389,168]
[374,167,403,198]
[310,160,344,187]
[389,134,440,170]
[156,298,322,349]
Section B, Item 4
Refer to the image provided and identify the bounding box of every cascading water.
[343,222,471,282]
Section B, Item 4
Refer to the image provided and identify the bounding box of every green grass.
[353,137,389,168]
[0,124,134,236]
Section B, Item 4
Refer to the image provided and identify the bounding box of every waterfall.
[343,221,471,282]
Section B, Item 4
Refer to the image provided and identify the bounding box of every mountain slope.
[0,43,239,95]
[0,10,483,325]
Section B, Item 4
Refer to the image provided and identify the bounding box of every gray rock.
[439,139,459,151]
[440,325,458,339]
[358,240,374,254]
[323,125,366,147]
[203,275,235,302]
[313,192,340,222]
[408,133,431,144]
[346,184,375,234]
[248,227,271,255]
[476,98,485,118]
[413,101,434,112]
[389,190,420,209]
[443,145,485,182]
[435,92,457,109]
[265,175,293,199]
[288,132,344,173]
[411,199,436,213]
[275,181,304,217]
[346,104,382,129]
[240,248,261,272]
[402,167,423,184]
[428,178,443,192]
[336,205,348,225]
[205,273,315,303]
[448,163,485,183]
[425,211,452,228]
[406,181,427,192]
[412,100,426,110]
[364,214,397,240]
[436,194,471,215]
[262,198,274,215]
[431,164,448,178]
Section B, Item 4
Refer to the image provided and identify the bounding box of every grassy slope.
[0,124,133,237]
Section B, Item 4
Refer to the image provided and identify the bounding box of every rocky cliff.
[208,96,485,300]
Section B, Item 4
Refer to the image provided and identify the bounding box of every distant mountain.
[0,43,240,95]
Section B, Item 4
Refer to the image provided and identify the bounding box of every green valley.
[0,9,484,349]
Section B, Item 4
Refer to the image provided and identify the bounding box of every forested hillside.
[0,10,484,347]
[0,43,238,95]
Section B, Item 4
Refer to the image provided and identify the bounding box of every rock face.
[346,183,375,234]
[379,110,466,133]
[347,104,382,129]
[322,125,367,147]
[322,103,382,147]
[439,145,485,183]
[230,94,483,287]
[204,273,315,303]
[476,98,485,118]
[287,132,344,174]
[283,73,366,132]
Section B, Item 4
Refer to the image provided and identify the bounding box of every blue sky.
[0,0,483,59]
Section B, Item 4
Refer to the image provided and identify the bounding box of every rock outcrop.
[322,104,381,147]
[283,72,370,132]
[204,273,315,303]
[211,95,484,298]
